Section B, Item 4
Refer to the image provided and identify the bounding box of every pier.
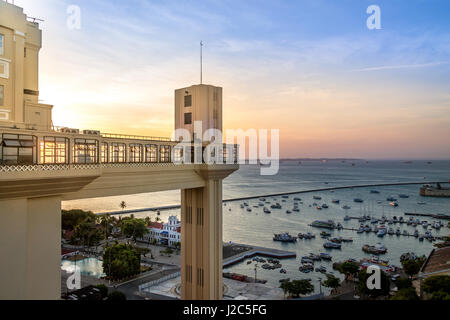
[96,181,448,216]
[223,243,296,268]
[404,213,450,220]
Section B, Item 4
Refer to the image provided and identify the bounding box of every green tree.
[323,274,341,291]
[62,209,97,231]
[120,201,127,211]
[422,275,450,296]
[401,259,425,278]
[337,261,360,280]
[95,284,109,299]
[285,280,314,298]
[279,280,290,298]
[103,244,140,280]
[390,287,419,300]
[107,291,127,301]
[430,291,450,300]
[395,278,413,290]
[71,219,103,247]
[120,218,148,241]
[357,269,391,299]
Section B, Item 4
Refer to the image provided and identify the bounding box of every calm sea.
[63,160,450,294]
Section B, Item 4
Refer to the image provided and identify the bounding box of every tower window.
[0,85,3,106]
[184,112,192,125]
[0,34,4,55]
[184,95,192,107]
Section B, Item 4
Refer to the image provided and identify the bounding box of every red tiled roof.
[150,222,164,230]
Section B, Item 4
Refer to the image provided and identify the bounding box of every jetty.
[223,243,296,268]
[96,181,448,216]
[404,212,450,220]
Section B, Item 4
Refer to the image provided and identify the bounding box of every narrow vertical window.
[0,34,4,56]
[184,95,192,107]
[184,112,192,125]
[0,85,3,106]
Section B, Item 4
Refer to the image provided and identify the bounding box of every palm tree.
[120,201,127,211]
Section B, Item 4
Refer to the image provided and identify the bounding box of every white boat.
[344,215,351,221]
[388,228,394,235]
[402,230,408,236]
[377,228,387,237]
[263,207,271,214]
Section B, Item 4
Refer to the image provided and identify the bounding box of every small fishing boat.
[344,215,351,221]
[388,228,394,235]
[413,230,419,237]
[263,207,271,214]
[402,230,408,236]
[370,190,380,194]
[377,228,387,237]
[322,204,329,209]
[294,197,301,201]
[323,242,341,249]
[342,205,351,210]
[336,223,343,230]
[354,198,364,203]
[320,253,332,260]
[362,243,387,254]
[246,208,252,212]
[398,194,409,199]
[396,228,401,236]
[286,210,292,214]
[313,196,322,200]
[270,203,282,209]
[386,196,397,202]
[293,207,300,212]
[273,233,297,243]
[332,199,340,204]
[389,202,399,207]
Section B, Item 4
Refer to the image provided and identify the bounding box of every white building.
[143,216,181,247]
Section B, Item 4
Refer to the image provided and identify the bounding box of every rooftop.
[420,247,450,276]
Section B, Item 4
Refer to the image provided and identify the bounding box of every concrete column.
[0,196,61,300]
[181,179,223,300]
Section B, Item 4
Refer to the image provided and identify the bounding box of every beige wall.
[0,2,45,128]
[0,196,61,300]
[175,85,223,141]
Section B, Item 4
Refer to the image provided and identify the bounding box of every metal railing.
[51,126,172,142]
[138,271,181,292]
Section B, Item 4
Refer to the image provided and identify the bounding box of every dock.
[223,243,296,268]
[404,213,450,220]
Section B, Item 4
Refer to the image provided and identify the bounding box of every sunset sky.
[14,0,450,159]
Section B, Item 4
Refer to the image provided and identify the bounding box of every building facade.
[142,216,181,247]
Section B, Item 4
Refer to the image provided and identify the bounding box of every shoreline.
[95,180,448,216]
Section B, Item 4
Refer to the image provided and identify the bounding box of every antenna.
[200,40,203,84]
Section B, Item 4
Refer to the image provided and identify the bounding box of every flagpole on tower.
[200,40,203,84]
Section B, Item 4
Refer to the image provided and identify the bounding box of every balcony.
[0,126,239,170]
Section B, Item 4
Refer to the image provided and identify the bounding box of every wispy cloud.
[352,61,449,72]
